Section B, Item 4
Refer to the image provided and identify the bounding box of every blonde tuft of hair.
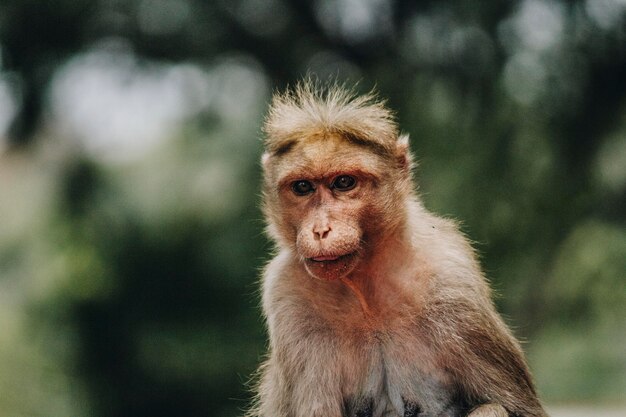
[263,79,399,155]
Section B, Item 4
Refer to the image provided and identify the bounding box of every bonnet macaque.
[251,81,547,417]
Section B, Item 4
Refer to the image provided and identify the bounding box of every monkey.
[249,80,548,417]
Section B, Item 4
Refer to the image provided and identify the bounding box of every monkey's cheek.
[303,256,357,281]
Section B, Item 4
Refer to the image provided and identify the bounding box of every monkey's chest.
[342,337,467,417]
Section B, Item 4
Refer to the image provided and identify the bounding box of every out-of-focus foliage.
[0,0,624,416]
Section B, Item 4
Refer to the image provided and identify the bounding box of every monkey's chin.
[304,253,357,281]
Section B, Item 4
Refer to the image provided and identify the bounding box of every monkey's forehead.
[264,136,390,184]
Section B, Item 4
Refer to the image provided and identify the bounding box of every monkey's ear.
[395,134,412,172]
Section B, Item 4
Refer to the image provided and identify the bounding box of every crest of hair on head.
[263,79,399,155]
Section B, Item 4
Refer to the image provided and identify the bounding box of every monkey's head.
[261,82,414,281]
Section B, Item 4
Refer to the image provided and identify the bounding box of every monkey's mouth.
[303,252,357,280]
[308,253,354,263]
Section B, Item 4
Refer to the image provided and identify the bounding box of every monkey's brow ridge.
[273,139,297,156]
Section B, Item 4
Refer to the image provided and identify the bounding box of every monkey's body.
[252,82,548,417]
[262,248,467,417]
[259,202,538,417]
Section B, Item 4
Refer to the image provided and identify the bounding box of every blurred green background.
[0,0,624,416]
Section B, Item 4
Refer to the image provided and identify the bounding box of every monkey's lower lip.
[309,253,353,263]
[304,253,357,280]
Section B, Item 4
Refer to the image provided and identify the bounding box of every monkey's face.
[292,170,363,281]
[263,134,406,281]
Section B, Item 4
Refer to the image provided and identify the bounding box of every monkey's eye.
[331,175,357,191]
[291,180,315,195]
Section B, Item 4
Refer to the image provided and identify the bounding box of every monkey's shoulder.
[260,250,340,315]
[261,250,318,297]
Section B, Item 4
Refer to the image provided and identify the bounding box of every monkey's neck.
[340,276,373,319]
[340,228,414,321]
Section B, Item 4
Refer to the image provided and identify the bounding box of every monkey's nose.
[313,225,331,240]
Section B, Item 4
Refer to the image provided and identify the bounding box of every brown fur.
[250,81,547,417]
